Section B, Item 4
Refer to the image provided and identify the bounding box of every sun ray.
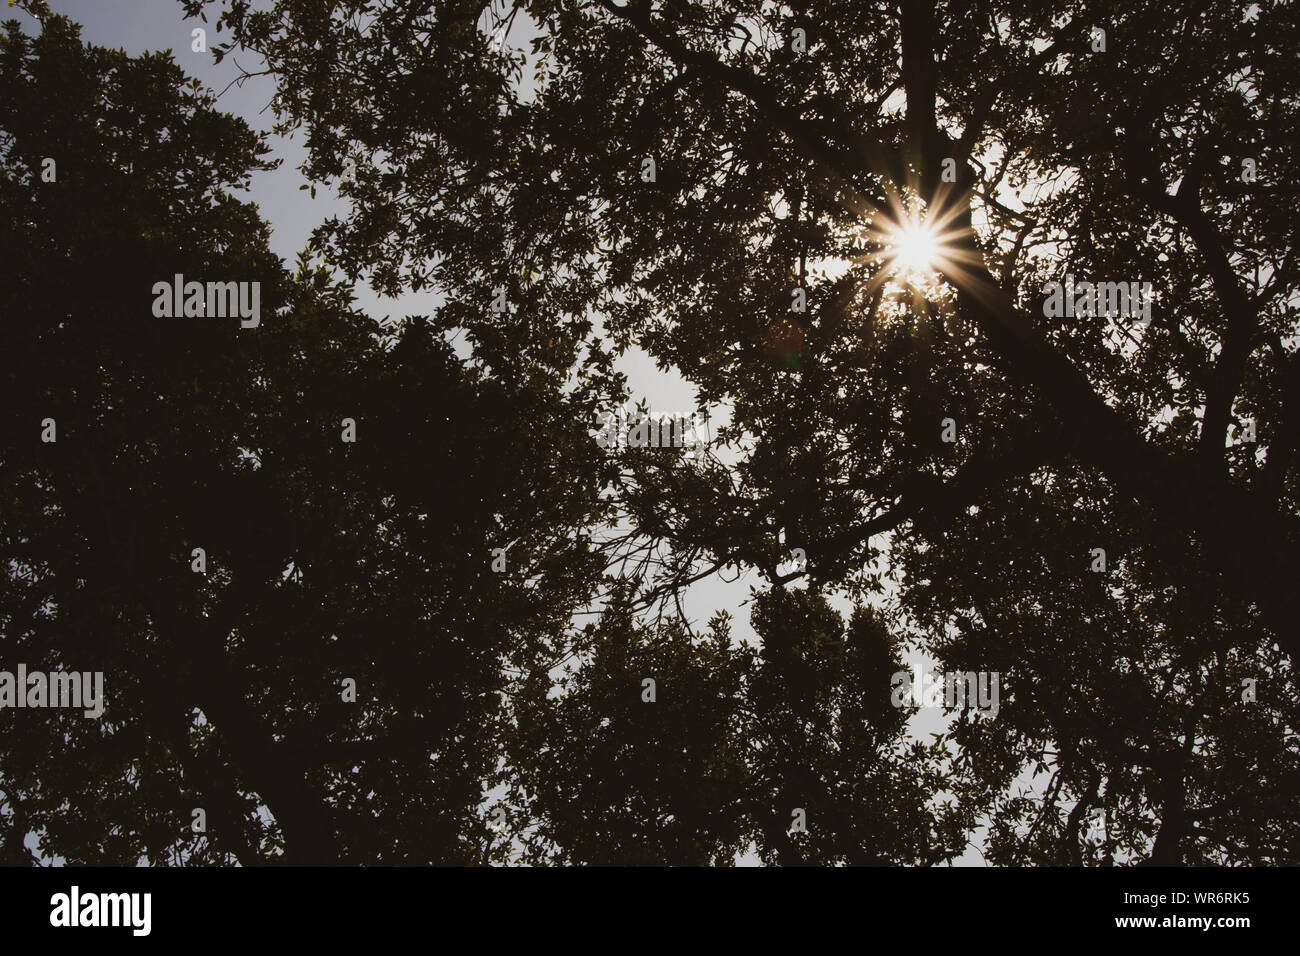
[850,184,978,304]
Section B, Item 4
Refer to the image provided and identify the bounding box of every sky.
[27,0,995,865]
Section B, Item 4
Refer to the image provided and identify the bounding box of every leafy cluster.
[2,0,1298,864]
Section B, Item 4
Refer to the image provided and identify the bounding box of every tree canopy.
[2,0,1298,865]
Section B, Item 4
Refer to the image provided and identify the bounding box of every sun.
[825,189,975,310]
[853,187,975,301]
[887,219,940,285]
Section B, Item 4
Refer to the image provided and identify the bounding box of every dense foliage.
[3,0,1297,864]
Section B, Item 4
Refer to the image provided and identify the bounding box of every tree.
[1,5,618,864]
[186,0,1300,864]
[507,590,964,864]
